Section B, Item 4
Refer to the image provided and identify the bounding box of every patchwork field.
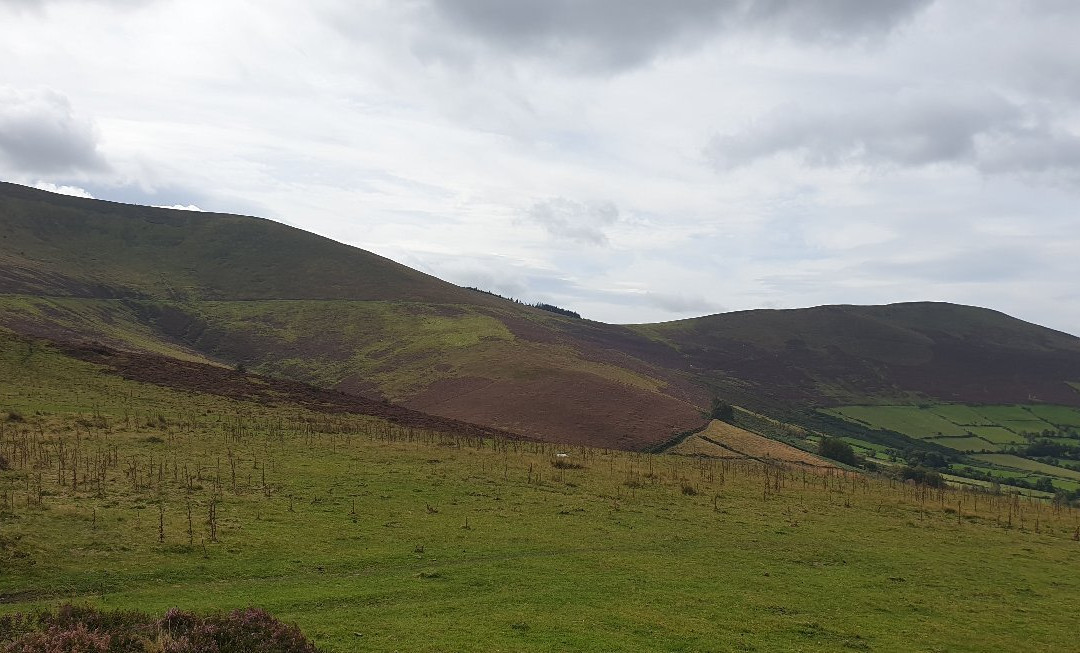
[972,454,1080,482]
[925,436,1001,453]
[5,337,1080,651]
[671,420,839,470]
[823,406,969,438]
[826,404,1080,442]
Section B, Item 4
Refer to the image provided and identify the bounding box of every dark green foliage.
[818,437,858,466]
[0,604,318,653]
[532,303,580,319]
[899,465,945,488]
[464,287,581,318]
[1032,477,1056,493]
[903,449,951,469]
[706,398,735,423]
[1012,439,1080,460]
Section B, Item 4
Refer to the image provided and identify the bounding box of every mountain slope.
[635,302,1080,408]
[0,183,708,449]
[0,181,490,304]
[3,181,1079,451]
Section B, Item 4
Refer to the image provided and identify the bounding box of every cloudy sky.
[2,1,1079,332]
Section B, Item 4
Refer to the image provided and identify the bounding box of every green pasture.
[1026,405,1080,428]
[4,333,1080,652]
[971,454,1080,482]
[964,426,1025,445]
[823,406,968,438]
[925,436,999,453]
[927,404,996,426]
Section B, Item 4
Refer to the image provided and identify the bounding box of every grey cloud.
[525,198,619,246]
[977,126,1080,178]
[0,87,108,175]
[862,247,1041,284]
[642,291,725,315]
[708,91,1015,169]
[422,0,930,73]
[707,90,1080,181]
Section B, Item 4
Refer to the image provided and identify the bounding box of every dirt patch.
[405,370,705,451]
[59,340,533,442]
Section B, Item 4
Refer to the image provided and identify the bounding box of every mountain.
[0,182,707,449]
[635,302,1080,409]
[2,181,1079,451]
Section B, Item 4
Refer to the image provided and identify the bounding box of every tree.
[705,398,735,423]
[899,465,945,488]
[818,437,858,466]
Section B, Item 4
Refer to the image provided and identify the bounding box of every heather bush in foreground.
[0,605,318,653]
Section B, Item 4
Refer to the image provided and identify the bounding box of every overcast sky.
[2,1,1079,333]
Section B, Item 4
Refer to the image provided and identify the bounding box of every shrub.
[899,465,945,488]
[818,437,858,466]
[705,398,735,423]
[551,457,583,470]
[0,604,318,653]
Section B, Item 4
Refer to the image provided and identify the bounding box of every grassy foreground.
[2,335,1080,652]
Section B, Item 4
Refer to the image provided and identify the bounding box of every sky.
[1,1,1079,333]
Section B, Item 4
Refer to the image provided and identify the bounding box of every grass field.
[924,436,1000,453]
[926,404,996,426]
[1026,405,1080,428]
[822,406,969,438]
[4,337,1080,651]
[971,454,1080,482]
[964,426,1025,445]
[827,404,1080,442]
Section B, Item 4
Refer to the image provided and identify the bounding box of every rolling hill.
[635,302,1080,409]
[2,181,1079,453]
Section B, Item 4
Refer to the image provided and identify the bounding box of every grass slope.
[0,182,481,304]
[0,183,709,449]
[2,336,1080,652]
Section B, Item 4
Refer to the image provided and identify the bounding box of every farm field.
[925,436,1000,453]
[971,454,1080,482]
[964,426,1025,445]
[822,406,969,438]
[926,404,996,426]
[826,404,1080,441]
[1024,404,1080,427]
[671,420,839,469]
[4,336,1080,651]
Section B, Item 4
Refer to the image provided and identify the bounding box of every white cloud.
[1,1,1079,334]
[31,181,95,198]
[153,203,204,211]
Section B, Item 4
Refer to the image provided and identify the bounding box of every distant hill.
[634,303,1080,409]
[2,181,1079,451]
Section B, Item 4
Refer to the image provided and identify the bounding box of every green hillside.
[2,331,1079,652]
[0,181,482,304]
[0,183,708,449]
[3,181,1080,461]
